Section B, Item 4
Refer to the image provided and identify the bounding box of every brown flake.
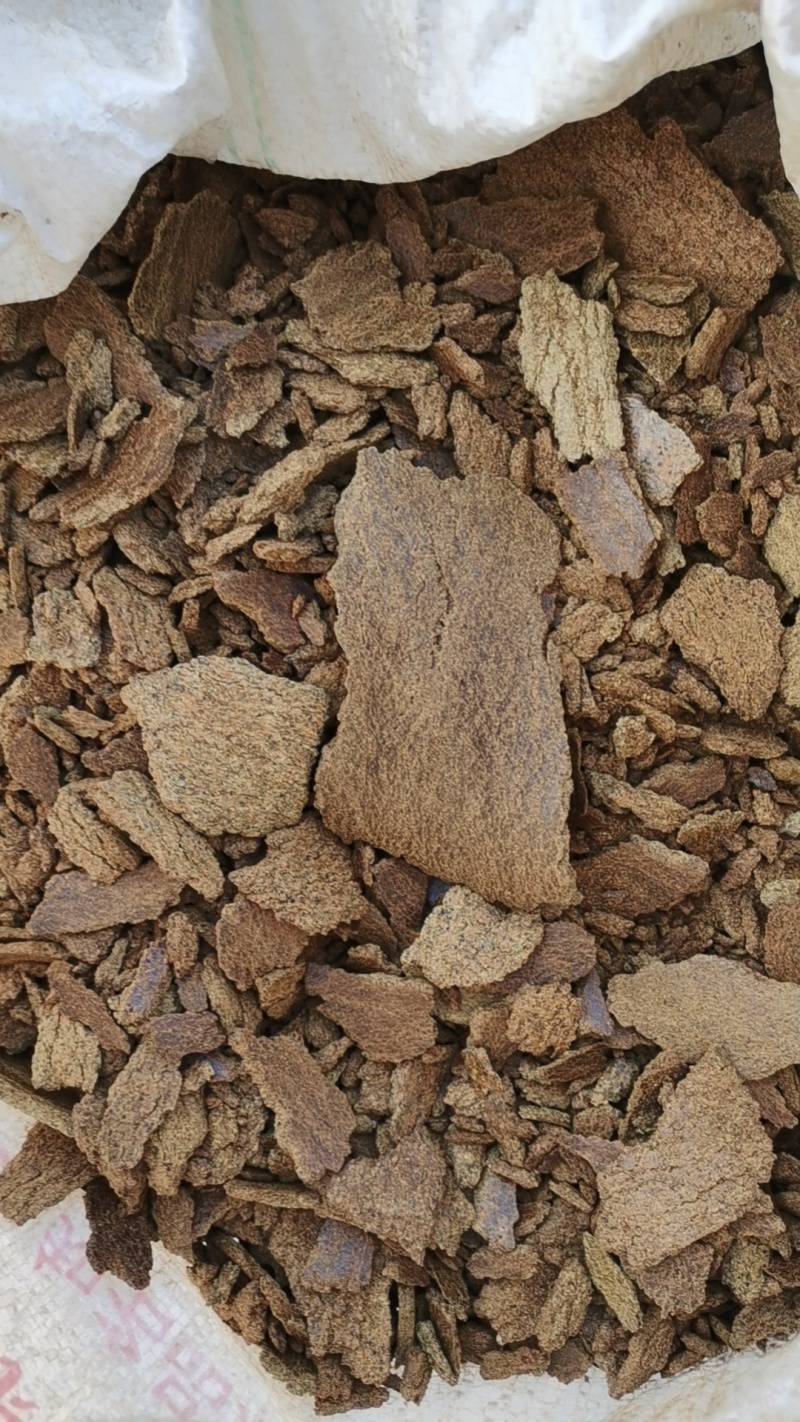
[45,276,163,406]
[217,895,308,990]
[231,1030,355,1186]
[518,271,623,462]
[449,390,510,479]
[28,589,100,670]
[211,568,307,652]
[610,1315,674,1399]
[84,1178,152,1290]
[764,902,800,983]
[474,1262,556,1346]
[0,609,30,667]
[595,1051,773,1271]
[6,724,60,806]
[635,1242,713,1316]
[208,365,284,438]
[95,1040,183,1171]
[586,771,689,834]
[440,196,601,276]
[231,814,369,936]
[0,380,68,442]
[115,940,171,1028]
[48,963,130,1055]
[93,567,176,671]
[322,1126,446,1265]
[607,956,800,1079]
[53,396,191,530]
[292,242,439,353]
[402,887,543,989]
[764,494,800,597]
[371,857,428,949]
[89,770,223,900]
[0,1124,93,1225]
[641,757,726,808]
[684,308,747,382]
[488,108,780,309]
[47,784,141,884]
[388,1046,454,1141]
[660,565,782,719]
[536,1259,593,1352]
[183,1078,264,1188]
[301,1219,374,1292]
[555,455,656,580]
[129,191,240,342]
[122,657,327,837]
[27,861,181,936]
[31,1003,100,1092]
[576,836,709,917]
[507,983,580,1058]
[473,1172,519,1250]
[315,449,575,912]
[144,1011,225,1062]
[306,964,436,1062]
[621,393,701,506]
[521,920,597,985]
[582,1233,643,1333]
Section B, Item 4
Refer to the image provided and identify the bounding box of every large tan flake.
[315,450,575,912]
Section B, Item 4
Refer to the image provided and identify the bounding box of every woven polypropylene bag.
[4,1096,800,1421]
[2,0,798,302]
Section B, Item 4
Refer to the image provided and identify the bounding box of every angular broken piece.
[122,656,328,837]
[595,1050,773,1271]
[306,963,436,1062]
[576,836,709,917]
[607,956,800,1079]
[660,564,782,721]
[553,455,656,579]
[231,1030,355,1186]
[322,1126,447,1265]
[315,449,575,912]
[231,813,370,937]
[292,242,440,353]
[89,770,223,901]
[27,861,181,936]
[518,270,623,462]
[402,886,544,988]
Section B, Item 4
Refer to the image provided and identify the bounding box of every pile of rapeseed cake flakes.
[5,45,800,1413]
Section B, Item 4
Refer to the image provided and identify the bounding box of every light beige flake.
[231,813,367,936]
[660,564,782,720]
[402,886,543,989]
[621,392,701,506]
[607,956,800,1079]
[596,1050,773,1271]
[121,657,327,837]
[28,589,100,670]
[764,494,800,597]
[519,270,623,462]
[315,449,575,912]
[90,770,223,901]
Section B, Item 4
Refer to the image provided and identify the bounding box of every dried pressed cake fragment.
[122,657,327,837]
[315,450,575,912]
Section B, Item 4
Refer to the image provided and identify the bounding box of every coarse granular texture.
[5,47,800,1416]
